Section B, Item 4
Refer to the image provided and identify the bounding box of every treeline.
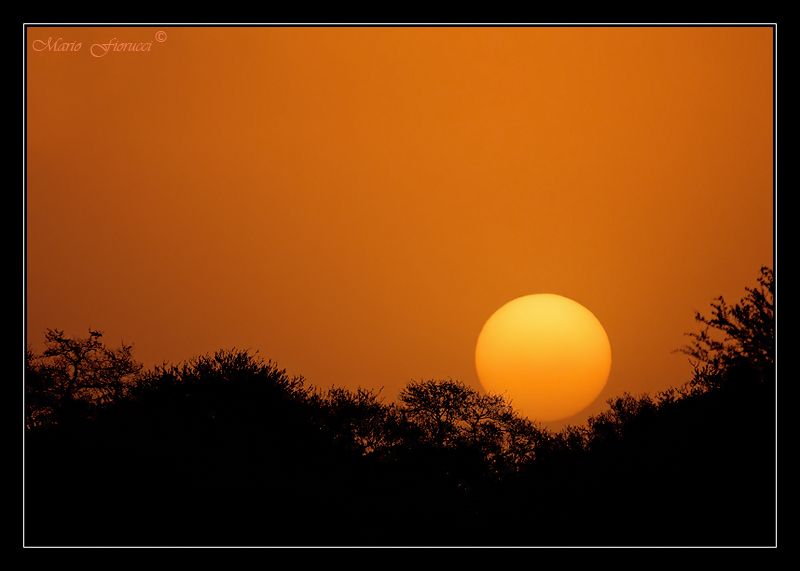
[24,268,775,546]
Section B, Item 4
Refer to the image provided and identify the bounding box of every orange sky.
[26,26,773,426]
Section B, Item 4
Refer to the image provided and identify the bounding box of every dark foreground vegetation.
[25,268,775,546]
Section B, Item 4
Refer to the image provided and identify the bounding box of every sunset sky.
[26,26,773,426]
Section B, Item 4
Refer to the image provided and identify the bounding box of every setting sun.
[475,294,612,421]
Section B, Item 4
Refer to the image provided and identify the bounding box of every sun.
[475,294,611,422]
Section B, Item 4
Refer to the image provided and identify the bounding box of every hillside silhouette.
[24,268,775,546]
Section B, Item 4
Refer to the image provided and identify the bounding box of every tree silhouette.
[399,379,475,447]
[681,266,774,388]
[26,328,142,426]
[321,387,412,456]
[398,379,544,470]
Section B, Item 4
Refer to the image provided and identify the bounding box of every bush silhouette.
[24,267,775,546]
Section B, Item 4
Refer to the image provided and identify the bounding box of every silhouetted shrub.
[24,267,775,545]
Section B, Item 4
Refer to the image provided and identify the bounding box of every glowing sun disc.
[475,294,611,422]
